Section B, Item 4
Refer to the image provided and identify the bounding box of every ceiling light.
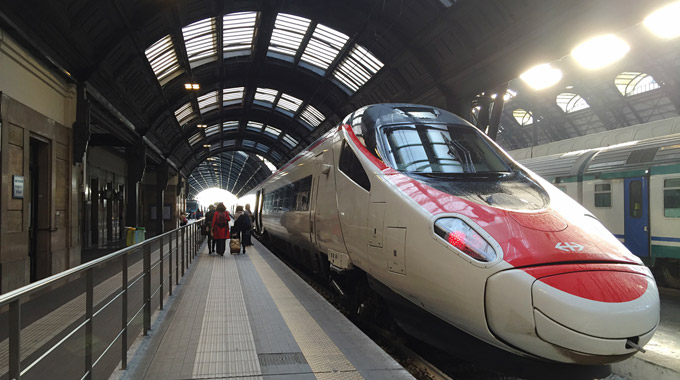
[519,63,562,90]
[203,144,211,148]
[644,2,680,39]
[571,34,629,70]
[197,124,207,128]
[185,83,200,90]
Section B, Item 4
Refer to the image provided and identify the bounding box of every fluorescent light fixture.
[519,63,562,90]
[185,83,201,90]
[197,124,207,128]
[644,2,680,39]
[203,144,211,148]
[571,34,629,70]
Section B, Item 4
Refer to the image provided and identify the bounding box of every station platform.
[112,240,413,380]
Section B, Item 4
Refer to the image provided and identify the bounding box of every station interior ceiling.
[1,0,679,198]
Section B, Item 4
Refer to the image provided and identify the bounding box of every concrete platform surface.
[113,240,413,380]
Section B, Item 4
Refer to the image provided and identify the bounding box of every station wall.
[0,28,79,293]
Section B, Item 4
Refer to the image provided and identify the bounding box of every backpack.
[215,212,228,228]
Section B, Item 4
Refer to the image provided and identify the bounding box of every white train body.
[247,104,660,366]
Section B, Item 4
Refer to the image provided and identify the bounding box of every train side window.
[339,142,371,191]
[294,176,312,211]
[664,178,680,218]
[594,183,611,208]
[629,180,642,218]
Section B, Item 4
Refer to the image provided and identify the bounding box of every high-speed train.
[246,104,660,370]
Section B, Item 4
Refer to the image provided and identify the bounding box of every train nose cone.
[532,270,659,355]
[486,265,660,363]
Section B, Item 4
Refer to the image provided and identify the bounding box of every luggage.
[230,238,241,254]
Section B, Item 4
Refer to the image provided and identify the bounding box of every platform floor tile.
[122,240,412,380]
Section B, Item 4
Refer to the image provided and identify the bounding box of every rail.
[0,219,205,380]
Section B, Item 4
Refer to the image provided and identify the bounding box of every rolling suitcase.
[230,238,241,254]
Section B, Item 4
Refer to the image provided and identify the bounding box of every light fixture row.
[520,1,680,90]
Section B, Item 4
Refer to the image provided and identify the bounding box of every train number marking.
[555,242,584,252]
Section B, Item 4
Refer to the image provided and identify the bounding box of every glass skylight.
[268,13,311,61]
[205,124,220,136]
[298,104,325,129]
[223,87,245,106]
[270,150,282,161]
[197,91,219,114]
[223,121,239,132]
[264,126,282,139]
[333,44,384,92]
[513,109,533,126]
[282,134,298,148]
[224,140,236,147]
[300,24,349,71]
[247,122,264,132]
[615,72,660,96]
[223,12,257,57]
[556,93,589,113]
[276,93,303,114]
[182,18,217,67]
[254,88,279,106]
[243,140,256,148]
[188,132,203,146]
[255,143,268,153]
[257,154,278,172]
[145,35,182,85]
[175,102,196,126]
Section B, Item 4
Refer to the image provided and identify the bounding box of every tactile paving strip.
[248,247,365,380]
[192,254,262,379]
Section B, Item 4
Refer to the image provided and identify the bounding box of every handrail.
[0,218,206,380]
[0,219,204,305]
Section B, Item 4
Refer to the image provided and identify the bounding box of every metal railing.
[0,219,205,380]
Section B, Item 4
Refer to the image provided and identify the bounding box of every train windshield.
[380,124,511,174]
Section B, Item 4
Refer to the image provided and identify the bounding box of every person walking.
[211,203,230,256]
[233,205,251,254]
[204,205,216,254]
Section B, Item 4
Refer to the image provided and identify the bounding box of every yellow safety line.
[249,245,365,380]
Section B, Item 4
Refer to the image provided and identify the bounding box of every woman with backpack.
[211,202,230,256]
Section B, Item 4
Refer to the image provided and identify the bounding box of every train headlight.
[434,218,497,262]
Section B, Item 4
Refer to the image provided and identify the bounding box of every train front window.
[380,124,510,174]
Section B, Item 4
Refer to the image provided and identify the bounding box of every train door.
[311,148,345,254]
[254,190,261,233]
[624,177,650,257]
[335,141,370,268]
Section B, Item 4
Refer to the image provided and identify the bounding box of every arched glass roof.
[145,12,383,94]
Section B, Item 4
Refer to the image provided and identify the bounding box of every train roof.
[356,103,471,130]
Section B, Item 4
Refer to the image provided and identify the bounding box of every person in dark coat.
[233,205,251,254]
[211,203,230,256]
[243,203,254,246]
[204,205,216,254]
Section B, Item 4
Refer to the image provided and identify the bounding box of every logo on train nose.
[555,242,584,252]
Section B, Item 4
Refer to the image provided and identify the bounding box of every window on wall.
[594,183,612,207]
[664,178,680,217]
[615,72,660,96]
[338,142,371,191]
[556,92,590,113]
[512,109,533,126]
